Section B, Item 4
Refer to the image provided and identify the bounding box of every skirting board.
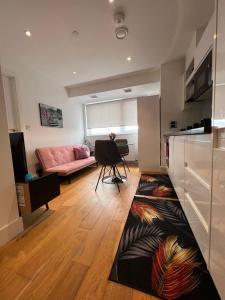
[139,167,166,174]
[0,217,24,247]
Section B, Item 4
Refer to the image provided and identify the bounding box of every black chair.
[115,139,130,176]
[95,140,124,192]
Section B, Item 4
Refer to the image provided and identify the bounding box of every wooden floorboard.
[0,166,156,300]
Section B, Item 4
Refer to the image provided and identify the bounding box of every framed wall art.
[39,103,63,128]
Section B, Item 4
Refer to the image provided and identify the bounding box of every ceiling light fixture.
[127,56,132,61]
[72,71,77,75]
[114,11,128,40]
[25,30,31,37]
[115,26,128,39]
[109,0,114,3]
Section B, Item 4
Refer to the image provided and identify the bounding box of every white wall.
[0,45,84,247]
[160,58,197,165]
[2,66,84,173]
[161,58,185,139]
[138,96,160,172]
[0,68,23,247]
[2,75,19,132]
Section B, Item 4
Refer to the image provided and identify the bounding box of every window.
[85,98,138,136]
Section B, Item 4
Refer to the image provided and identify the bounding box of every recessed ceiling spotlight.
[127,56,132,61]
[72,71,77,75]
[25,30,31,37]
[109,0,114,2]
[72,30,79,37]
[91,95,98,99]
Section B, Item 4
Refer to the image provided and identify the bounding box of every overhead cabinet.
[185,13,215,81]
[194,15,215,71]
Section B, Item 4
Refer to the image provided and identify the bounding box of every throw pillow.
[74,145,90,160]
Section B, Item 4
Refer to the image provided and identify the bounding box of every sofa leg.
[67,176,71,184]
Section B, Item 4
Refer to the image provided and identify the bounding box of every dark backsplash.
[181,87,212,131]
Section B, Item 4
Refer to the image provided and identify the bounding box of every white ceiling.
[73,82,160,104]
[0,0,214,86]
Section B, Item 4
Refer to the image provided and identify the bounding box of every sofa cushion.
[45,156,96,176]
[74,145,90,160]
[36,145,76,170]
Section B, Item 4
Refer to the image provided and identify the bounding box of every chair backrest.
[95,140,122,165]
[115,139,129,156]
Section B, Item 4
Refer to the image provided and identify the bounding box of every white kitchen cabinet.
[173,136,185,210]
[209,0,225,298]
[185,13,215,79]
[168,136,174,182]
[185,35,196,72]
[184,134,212,265]
[210,146,225,299]
[168,134,213,266]
[185,134,213,185]
[213,0,225,128]
[194,14,215,70]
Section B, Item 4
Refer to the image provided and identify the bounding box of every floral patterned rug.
[109,174,220,300]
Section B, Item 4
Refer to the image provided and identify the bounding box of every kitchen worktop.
[164,126,211,137]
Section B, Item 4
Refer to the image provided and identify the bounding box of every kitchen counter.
[164,126,211,137]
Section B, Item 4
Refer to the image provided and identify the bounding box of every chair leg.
[102,166,106,182]
[115,165,123,180]
[113,166,120,192]
[95,165,104,191]
[106,166,111,175]
[109,166,112,176]
[123,156,130,172]
[122,159,127,177]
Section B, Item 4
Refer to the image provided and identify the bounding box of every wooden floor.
[0,166,158,300]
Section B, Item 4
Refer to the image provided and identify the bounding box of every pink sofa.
[36,145,96,182]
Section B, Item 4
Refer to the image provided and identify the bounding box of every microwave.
[186,80,195,103]
[195,50,212,99]
[185,50,212,103]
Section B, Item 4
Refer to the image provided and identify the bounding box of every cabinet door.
[210,0,225,298]
[168,136,174,182]
[184,134,213,265]
[214,0,225,128]
[194,14,214,70]
[210,147,225,298]
[173,136,185,210]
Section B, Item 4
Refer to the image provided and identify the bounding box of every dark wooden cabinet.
[16,173,60,215]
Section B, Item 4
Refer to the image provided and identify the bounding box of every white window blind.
[85,98,137,129]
